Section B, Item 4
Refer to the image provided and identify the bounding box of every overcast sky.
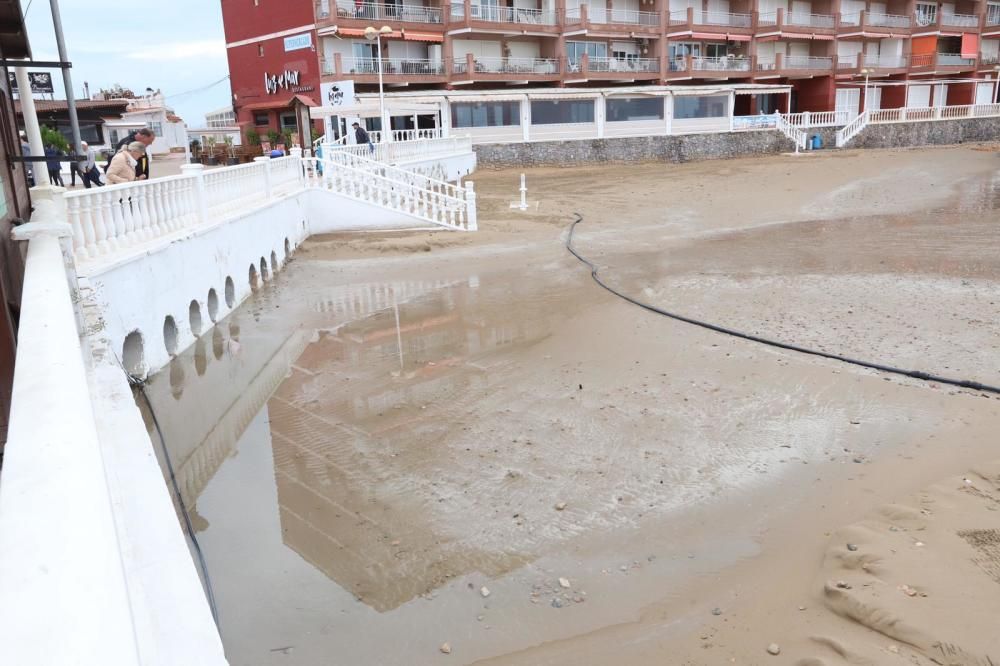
[23,0,231,125]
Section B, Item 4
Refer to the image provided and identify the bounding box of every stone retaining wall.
[472,118,999,167]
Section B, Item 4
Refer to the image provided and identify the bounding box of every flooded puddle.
[141,169,1000,665]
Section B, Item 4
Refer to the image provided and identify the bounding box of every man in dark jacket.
[104,127,155,179]
[352,122,374,153]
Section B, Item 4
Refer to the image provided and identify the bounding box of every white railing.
[863,54,909,68]
[756,59,778,71]
[839,11,861,25]
[837,54,858,69]
[867,103,1000,123]
[452,58,469,74]
[698,10,752,26]
[981,53,1000,66]
[785,12,835,28]
[784,55,834,69]
[866,12,911,27]
[691,55,752,71]
[461,56,559,74]
[757,10,778,25]
[203,160,269,214]
[587,56,658,72]
[937,53,978,66]
[324,135,471,164]
[988,10,1000,25]
[835,109,869,147]
[586,7,660,25]
[333,0,442,21]
[307,152,476,231]
[783,110,851,127]
[392,128,443,141]
[940,12,979,27]
[462,4,558,24]
[775,113,808,150]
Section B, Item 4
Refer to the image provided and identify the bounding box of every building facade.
[223,0,1000,134]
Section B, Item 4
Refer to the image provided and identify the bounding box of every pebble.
[559,577,571,589]
[888,644,899,654]
[899,584,918,597]
[477,615,484,622]
[853,457,865,464]
[554,502,567,511]
[846,543,859,552]
[835,580,852,589]
[440,643,451,654]
[711,608,723,616]
[767,643,781,656]
[480,586,490,598]
[551,598,564,608]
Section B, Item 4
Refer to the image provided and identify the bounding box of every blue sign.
[284,33,312,52]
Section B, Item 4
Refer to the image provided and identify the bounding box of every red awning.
[691,31,726,40]
[961,33,979,57]
[241,94,318,112]
[812,33,835,40]
[403,30,444,42]
[726,33,751,41]
[336,27,402,38]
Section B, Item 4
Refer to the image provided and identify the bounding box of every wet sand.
[144,145,1000,665]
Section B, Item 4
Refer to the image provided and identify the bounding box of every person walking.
[44,145,64,187]
[19,132,33,187]
[106,141,146,184]
[79,141,102,189]
[104,127,155,180]
[352,122,375,153]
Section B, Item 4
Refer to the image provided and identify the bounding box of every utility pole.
[48,0,83,164]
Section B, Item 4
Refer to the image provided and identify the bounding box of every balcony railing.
[320,0,442,22]
[867,12,911,27]
[456,56,560,74]
[940,12,979,27]
[586,7,660,25]
[784,55,834,69]
[988,11,1000,25]
[757,10,778,26]
[785,12,835,28]
[669,8,751,26]
[690,55,752,71]
[326,57,445,75]
[587,56,658,72]
[981,53,1000,66]
[864,54,909,68]
[451,4,558,24]
[937,53,977,66]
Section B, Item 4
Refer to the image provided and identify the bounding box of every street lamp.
[860,67,872,112]
[994,65,1000,103]
[365,25,393,140]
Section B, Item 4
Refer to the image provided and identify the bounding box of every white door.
[975,82,994,104]
[933,84,948,107]
[867,87,882,110]
[836,88,860,116]
[907,84,931,108]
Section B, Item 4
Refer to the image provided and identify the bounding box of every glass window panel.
[606,97,664,121]
[673,95,728,119]
[450,101,521,127]
[530,100,595,124]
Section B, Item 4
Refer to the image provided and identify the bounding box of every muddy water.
[143,169,1000,666]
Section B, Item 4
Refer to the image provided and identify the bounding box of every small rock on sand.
[555,502,567,511]
[440,643,451,654]
[767,643,781,655]
[480,586,490,598]
[711,608,723,616]
[846,543,859,551]
[559,577,571,589]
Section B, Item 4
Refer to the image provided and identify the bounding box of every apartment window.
[566,41,607,64]
[607,97,664,122]
[254,112,270,126]
[146,121,163,136]
[280,113,297,130]
[705,43,728,58]
[669,42,701,59]
[673,95,728,119]
[451,101,521,128]
[531,100,595,125]
[258,44,264,57]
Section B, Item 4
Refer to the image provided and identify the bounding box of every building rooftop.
[14,99,130,115]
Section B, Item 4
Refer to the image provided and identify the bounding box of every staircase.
[308,150,477,231]
[835,109,870,147]
[775,113,809,151]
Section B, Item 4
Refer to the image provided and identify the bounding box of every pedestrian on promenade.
[107,141,146,184]
[79,141,102,188]
[352,122,375,153]
[19,132,33,187]
[44,144,64,187]
[104,127,154,180]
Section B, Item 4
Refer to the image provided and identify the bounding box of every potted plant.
[189,139,201,163]
[224,136,239,165]
[245,129,261,150]
[283,128,296,149]
[204,136,218,165]
[266,129,281,148]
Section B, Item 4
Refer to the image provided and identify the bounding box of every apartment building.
[223,0,1000,132]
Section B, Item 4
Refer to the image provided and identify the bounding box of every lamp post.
[994,65,1000,103]
[365,25,393,140]
[859,67,872,112]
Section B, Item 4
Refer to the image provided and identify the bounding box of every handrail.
[329,0,443,22]
[323,135,471,164]
[835,109,870,147]
[775,113,808,150]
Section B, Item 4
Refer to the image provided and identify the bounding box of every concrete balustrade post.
[464,181,477,231]
[253,157,273,199]
[290,147,304,186]
[180,163,208,225]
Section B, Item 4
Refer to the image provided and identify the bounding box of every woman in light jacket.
[106,141,146,184]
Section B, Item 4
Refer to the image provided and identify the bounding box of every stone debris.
[440,643,451,654]
[711,608,723,616]
[888,644,900,654]
[767,643,781,655]
[899,584,918,597]
[846,543,859,551]
[559,577,571,589]
[480,586,490,598]
[835,580,852,589]
[554,502,567,511]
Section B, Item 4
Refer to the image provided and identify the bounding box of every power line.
[23,0,33,18]
[163,75,230,101]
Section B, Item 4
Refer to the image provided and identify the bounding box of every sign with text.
[7,71,54,94]
[320,80,356,109]
[264,70,300,95]
[284,32,312,52]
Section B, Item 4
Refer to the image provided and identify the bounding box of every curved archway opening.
[249,264,259,291]
[270,250,279,274]
[207,288,220,323]
[189,300,203,337]
[163,316,179,356]
[122,330,145,378]
[284,237,291,257]
[260,257,270,282]
[225,276,235,307]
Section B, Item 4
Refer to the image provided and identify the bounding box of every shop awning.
[241,94,318,112]
[727,33,751,41]
[812,33,835,40]
[691,31,727,39]
[403,30,444,42]
[335,27,402,38]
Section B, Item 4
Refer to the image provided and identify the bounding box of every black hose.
[566,213,1000,396]
[131,379,221,627]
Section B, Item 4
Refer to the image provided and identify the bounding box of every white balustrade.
[782,110,851,127]
[835,109,870,147]
[785,11,835,27]
[783,55,834,70]
[324,136,472,165]
[586,7,660,25]
[203,161,269,215]
[691,56,752,71]
[866,12,911,27]
[587,56,659,72]
[775,113,808,150]
[940,12,979,26]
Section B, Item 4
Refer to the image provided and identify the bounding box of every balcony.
[322,55,447,83]
[758,8,836,35]
[578,55,659,80]
[667,8,753,38]
[836,52,909,74]
[910,52,978,72]
[448,2,561,34]
[315,0,443,25]
[838,11,911,34]
[451,55,561,81]
[756,53,834,77]
[564,5,661,33]
[979,52,1000,70]
[667,54,753,80]
[938,12,982,32]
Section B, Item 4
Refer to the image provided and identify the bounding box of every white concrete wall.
[81,195,310,376]
[508,41,542,58]
[453,39,503,57]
